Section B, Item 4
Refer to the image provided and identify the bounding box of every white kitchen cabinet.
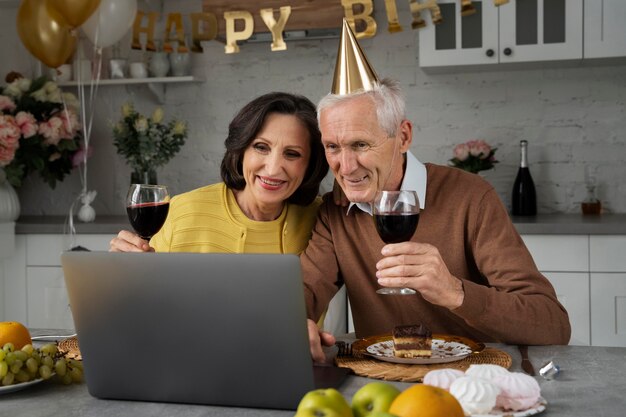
[590,273,626,347]
[26,267,75,329]
[542,272,590,346]
[419,0,583,67]
[1,234,113,328]
[521,235,588,272]
[584,0,626,59]
[522,235,590,345]
[589,236,626,347]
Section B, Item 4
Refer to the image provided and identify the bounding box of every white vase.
[149,52,170,78]
[0,168,20,222]
[169,52,191,76]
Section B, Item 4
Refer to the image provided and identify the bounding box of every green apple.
[367,413,398,417]
[295,388,353,417]
[351,382,401,417]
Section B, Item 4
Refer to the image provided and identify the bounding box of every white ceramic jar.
[169,52,191,76]
[149,52,170,77]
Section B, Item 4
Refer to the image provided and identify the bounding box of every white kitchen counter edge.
[14,213,626,235]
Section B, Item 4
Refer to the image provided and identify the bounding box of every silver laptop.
[61,251,348,410]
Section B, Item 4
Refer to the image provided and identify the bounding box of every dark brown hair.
[220,92,328,206]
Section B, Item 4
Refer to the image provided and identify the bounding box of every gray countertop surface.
[14,213,626,235]
[3,331,626,417]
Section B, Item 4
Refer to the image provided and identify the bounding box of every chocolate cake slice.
[392,324,432,358]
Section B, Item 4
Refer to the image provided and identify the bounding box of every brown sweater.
[301,163,571,345]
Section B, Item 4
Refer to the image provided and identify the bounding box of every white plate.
[471,398,547,416]
[365,338,474,364]
[0,378,46,395]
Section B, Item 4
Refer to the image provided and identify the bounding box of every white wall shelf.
[58,76,204,103]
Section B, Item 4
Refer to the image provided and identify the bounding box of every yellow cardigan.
[151,182,321,254]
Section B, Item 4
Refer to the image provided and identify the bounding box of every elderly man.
[304,21,570,362]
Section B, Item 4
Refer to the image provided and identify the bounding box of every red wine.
[127,202,170,240]
[511,140,537,216]
[374,213,419,244]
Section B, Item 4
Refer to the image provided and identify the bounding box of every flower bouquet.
[0,72,84,188]
[112,102,187,183]
[449,139,498,174]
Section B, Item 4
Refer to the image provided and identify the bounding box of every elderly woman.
[110,92,328,254]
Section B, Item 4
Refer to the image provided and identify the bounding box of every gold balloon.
[47,0,101,28]
[341,0,377,39]
[494,0,510,4]
[190,12,218,53]
[17,0,77,68]
[260,6,291,52]
[224,11,254,54]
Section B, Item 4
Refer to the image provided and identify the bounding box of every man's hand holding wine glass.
[375,241,465,310]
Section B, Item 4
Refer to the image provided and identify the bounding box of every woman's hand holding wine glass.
[110,184,170,252]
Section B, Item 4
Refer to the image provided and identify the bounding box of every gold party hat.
[331,19,380,95]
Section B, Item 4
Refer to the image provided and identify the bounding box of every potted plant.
[112,102,187,184]
[449,139,498,174]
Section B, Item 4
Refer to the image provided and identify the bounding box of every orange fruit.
[388,384,464,417]
[0,321,32,350]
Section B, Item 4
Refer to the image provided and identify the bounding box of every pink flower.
[58,108,81,138]
[0,143,17,166]
[0,115,20,166]
[467,140,490,159]
[39,116,64,145]
[0,95,16,112]
[72,144,93,167]
[0,115,21,147]
[449,139,498,174]
[1,75,83,188]
[453,143,470,161]
[15,111,38,138]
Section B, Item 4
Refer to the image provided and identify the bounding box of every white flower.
[134,117,148,133]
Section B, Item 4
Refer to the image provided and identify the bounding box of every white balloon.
[81,0,137,48]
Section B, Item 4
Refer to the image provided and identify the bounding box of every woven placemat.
[58,336,82,360]
[335,347,512,382]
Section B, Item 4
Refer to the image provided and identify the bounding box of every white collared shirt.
[347,151,427,215]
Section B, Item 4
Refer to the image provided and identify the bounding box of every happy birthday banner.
[132,0,510,54]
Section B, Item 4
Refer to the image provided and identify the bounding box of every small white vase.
[0,168,20,222]
[169,52,191,76]
[149,52,170,78]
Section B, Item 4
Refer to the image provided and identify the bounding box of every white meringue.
[423,368,465,391]
[493,372,541,411]
[449,375,501,415]
[465,364,510,381]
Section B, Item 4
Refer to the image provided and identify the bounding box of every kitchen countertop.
[3,331,626,416]
[14,213,626,235]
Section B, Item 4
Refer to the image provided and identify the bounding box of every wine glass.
[373,190,420,295]
[126,184,170,241]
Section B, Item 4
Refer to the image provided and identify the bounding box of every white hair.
[317,78,407,137]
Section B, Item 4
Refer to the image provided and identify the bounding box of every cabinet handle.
[485,49,495,57]
[503,47,512,56]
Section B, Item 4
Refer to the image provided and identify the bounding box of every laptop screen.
[62,251,344,410]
